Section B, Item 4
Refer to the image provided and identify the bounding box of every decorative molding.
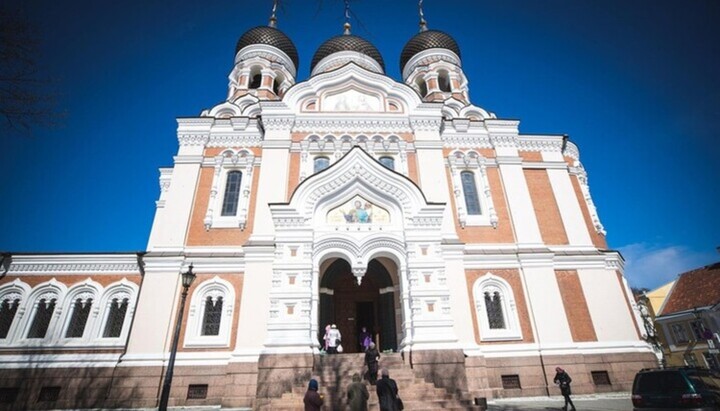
[177,134,210,146]
[517,136,564,152]
[207,134,262,148]
[292,118,412,134]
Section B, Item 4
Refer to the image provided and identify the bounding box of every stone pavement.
[487,392,633,411]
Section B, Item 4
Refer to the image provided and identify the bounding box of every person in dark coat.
[347,373,369,411]
[376,368,401,411]
[364,342,380,385]
[303,378,324,411]
[553,367,576,411]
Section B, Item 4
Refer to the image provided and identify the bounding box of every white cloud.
[618,243,718,290]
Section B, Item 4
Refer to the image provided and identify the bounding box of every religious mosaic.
[327,196,390,224]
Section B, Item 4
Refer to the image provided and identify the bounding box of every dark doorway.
[319,258,398,353]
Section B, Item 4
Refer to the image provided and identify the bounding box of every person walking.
[322,324,331,353]
[364,342,380,385]
[376,368,402,411]
[553,367,576,411]
[347,373,369,411]
[327,324,341,354]
[303,378,324,411]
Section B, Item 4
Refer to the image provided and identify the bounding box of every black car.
[632,367,720,410]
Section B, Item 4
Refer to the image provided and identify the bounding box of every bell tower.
[228,4,299,101]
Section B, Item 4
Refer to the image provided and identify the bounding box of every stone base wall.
[466,350,657,400]
[0,350,656,410]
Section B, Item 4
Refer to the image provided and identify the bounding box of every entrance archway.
[319,258,398,353]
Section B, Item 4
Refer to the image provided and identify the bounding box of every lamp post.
[159,264,196,411]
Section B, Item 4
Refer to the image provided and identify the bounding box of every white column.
[520,255,573,345]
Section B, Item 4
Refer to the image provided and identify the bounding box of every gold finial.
[269,0,278,27]
[419,0,428,32]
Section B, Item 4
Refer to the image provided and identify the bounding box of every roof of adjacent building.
[659,261,720,315]
[235,26,299,69]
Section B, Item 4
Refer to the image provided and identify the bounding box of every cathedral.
[0,7,655,411]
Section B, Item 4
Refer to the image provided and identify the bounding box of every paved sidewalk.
[487,392,633,411]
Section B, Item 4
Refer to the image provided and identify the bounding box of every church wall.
[521,266,574,344]
[465,269,535,344]
[570,174,608,249]
[576,268,639,342]
[250,147,290,240]
[524,169,569,245]
[546,169,594,246]
[555,270,598,342]
[185,164,260,246]
[405,151,419,185]
[498,163,544,244]
[286,151,300,199]
[234,261,273,350]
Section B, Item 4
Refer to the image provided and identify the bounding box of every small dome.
[235,26,299,70]
[400,30,461,72]
[311,35,385,73]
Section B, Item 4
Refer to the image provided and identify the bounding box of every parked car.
[632,367,720,410]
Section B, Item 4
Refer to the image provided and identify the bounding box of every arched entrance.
[319,258,398,353]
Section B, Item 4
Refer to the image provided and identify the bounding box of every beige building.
[0,13,655,411]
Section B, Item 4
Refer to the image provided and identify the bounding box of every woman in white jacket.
[327,324,342,354]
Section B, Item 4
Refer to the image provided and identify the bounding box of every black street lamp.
[159,264,196,411]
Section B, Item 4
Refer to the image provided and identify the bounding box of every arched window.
[221,171,242,216]
[27,297,57,339]
[201,296,223,336]
[102,297,129,338]
[273,73,284,96]
[65,297,93,338]
[248,66,262,89]
[438,70,451,92]
[0,297,20,339]
[461,171,482,215]
[416,77,428,97]
[473,273,522,341]
[184,277,235,347]
[379,156,395,170]
[314,156,330,173]
[484,291,505,329]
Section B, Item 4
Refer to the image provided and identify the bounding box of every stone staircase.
[257,353,482,410]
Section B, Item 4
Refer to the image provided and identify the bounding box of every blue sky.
[1,0,718,289]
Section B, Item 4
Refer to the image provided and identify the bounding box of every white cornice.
[6,254,141,275]
[292,116,412,134]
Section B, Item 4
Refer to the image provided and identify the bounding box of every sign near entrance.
[327,196,390,225]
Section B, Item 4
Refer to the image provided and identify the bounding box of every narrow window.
[27,298,56,339]
[249,74,262,89]
[690,320,705,340]
[221,171,242,216]
[461,171,482,215]
[273,73,284,96]
[671,323,689,344]
[379,156,395,170]
[201,296,223,336]
[0,298,20,339]
[415,78,428,97]
[438,70,451,92]
[65,298,92,338]
[485,291,505,329]
[314,157,330,173]
[103,298,129,338]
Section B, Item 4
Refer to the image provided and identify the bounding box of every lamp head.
[181,264,196,289]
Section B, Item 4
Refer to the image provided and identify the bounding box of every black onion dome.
[311,35,385,72]
[400,30,461,72]
[235,26,299,70]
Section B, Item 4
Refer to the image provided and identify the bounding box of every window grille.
[485,291,505,329]
[314,157,330,173]
[201,296,223,336]
[0,387,19,404]
[379,156,395,170]
[37,386,60,402]
[690,320,705,340]
[187,384,208,400]
[461,171,482,215]
[103,298,129,338]
[221,171,242,216]
[65,298,92,338]
[27,298,56,339]
[591,371,611,386]
[671,323,689,344]
[501,375,521,389]
[0,298,20,339]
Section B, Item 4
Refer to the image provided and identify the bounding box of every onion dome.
[311,34,385,73]
[400,29,461,72]
[235,26,299,70]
